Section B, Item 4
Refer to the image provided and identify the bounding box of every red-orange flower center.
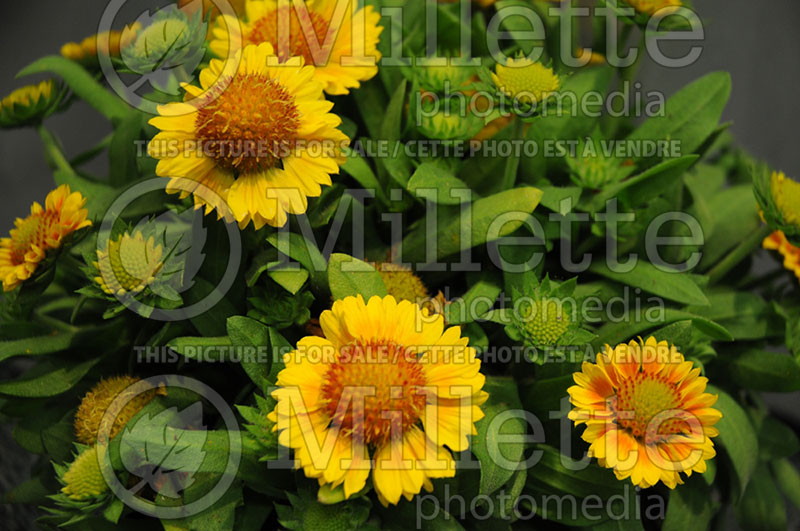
[613,372,684,442]
[320,341,427,446]
[10,211,59,264]
[195,73,299,175]
[247,7,332,65]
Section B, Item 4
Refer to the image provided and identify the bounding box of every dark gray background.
[0,0,798,231]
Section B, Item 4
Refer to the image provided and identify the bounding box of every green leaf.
[756,416,800,461]
[341,147,388,205]
[227,316,272,389]
[0,332,76,363]
[444,273,502,325]
[18,55,132,122]
[772,459,800,509]
[108,111,144,186]
[698,185,760,270]
[407,162,474,205]
[401,187,543,264]
[627,72,731,167]
[166,336,232,361]
[471,376,525,496]
[594,308,732,347]
[686,291,783,340]
[327,253,387,300]
[727,350,800,392]
[266,231,327,293]
[707,385,758,501]
[589,260,709,306]
[538,186,582,214]
[663,476,714,531]
[268,268,309,295]
[0,357,98,397]
[734,464,787,531]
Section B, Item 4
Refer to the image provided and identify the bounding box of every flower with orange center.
[0,185,91,292]
[763,230,800,283]
[209,0,383,95]
[268,295,488,505]
[568,337,721,489]
[147,42,348,229]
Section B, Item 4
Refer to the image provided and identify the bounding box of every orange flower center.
[247,7,332,65]
[614,372,684,442]
[10,211,58,265]
[195,73,299,175]
[320,341,427,447]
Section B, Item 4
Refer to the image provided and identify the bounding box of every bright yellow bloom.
[210,0,383,95]
[60,24,140,65]
[148,42,348,229]
[94,231,164,297]
[268,295,487,505]
[74,375,162,445]
[568,337,721,489]
[492,56,560,105]
[0,185,91,292]
[0,80,65,128]
[61,446,109,500]
[763,230,800,283]
[1,80,53,112]
[770,171,800,229]
[624,0,682,16]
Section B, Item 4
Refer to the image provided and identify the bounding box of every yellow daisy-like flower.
[209,0,383,95]
[60,24,140,65]
[1,80,53,112]
[568,337,721,489]
[763,230,800,283]
[61,446,108,500]
[770,171,800,229]
[0,185,91,292]
[492,56,560,105]
[268,294,488,505]
[0,80,62,128]
[624,0,682,16]
[94,231,164,297]
[74,375,163,445]
[147,42,348,229]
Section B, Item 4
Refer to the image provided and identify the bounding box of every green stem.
[501,116,526,190]
[707,224,773,286]
[36,124,74,175]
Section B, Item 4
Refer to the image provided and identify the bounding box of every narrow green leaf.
[18,55,131,122]
[590,260,709,306]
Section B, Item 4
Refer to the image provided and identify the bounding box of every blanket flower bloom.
[763,230,800,283]
[94,231,164,297]
[0,80,64,128]
[268,295,488,505]
[210,0,383,95]
[568,337,721,489]
[74,376,162,445]
[0,185,91,291]
[492,56,560,106]
[148,42,347,229]
[61,447,108,500]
